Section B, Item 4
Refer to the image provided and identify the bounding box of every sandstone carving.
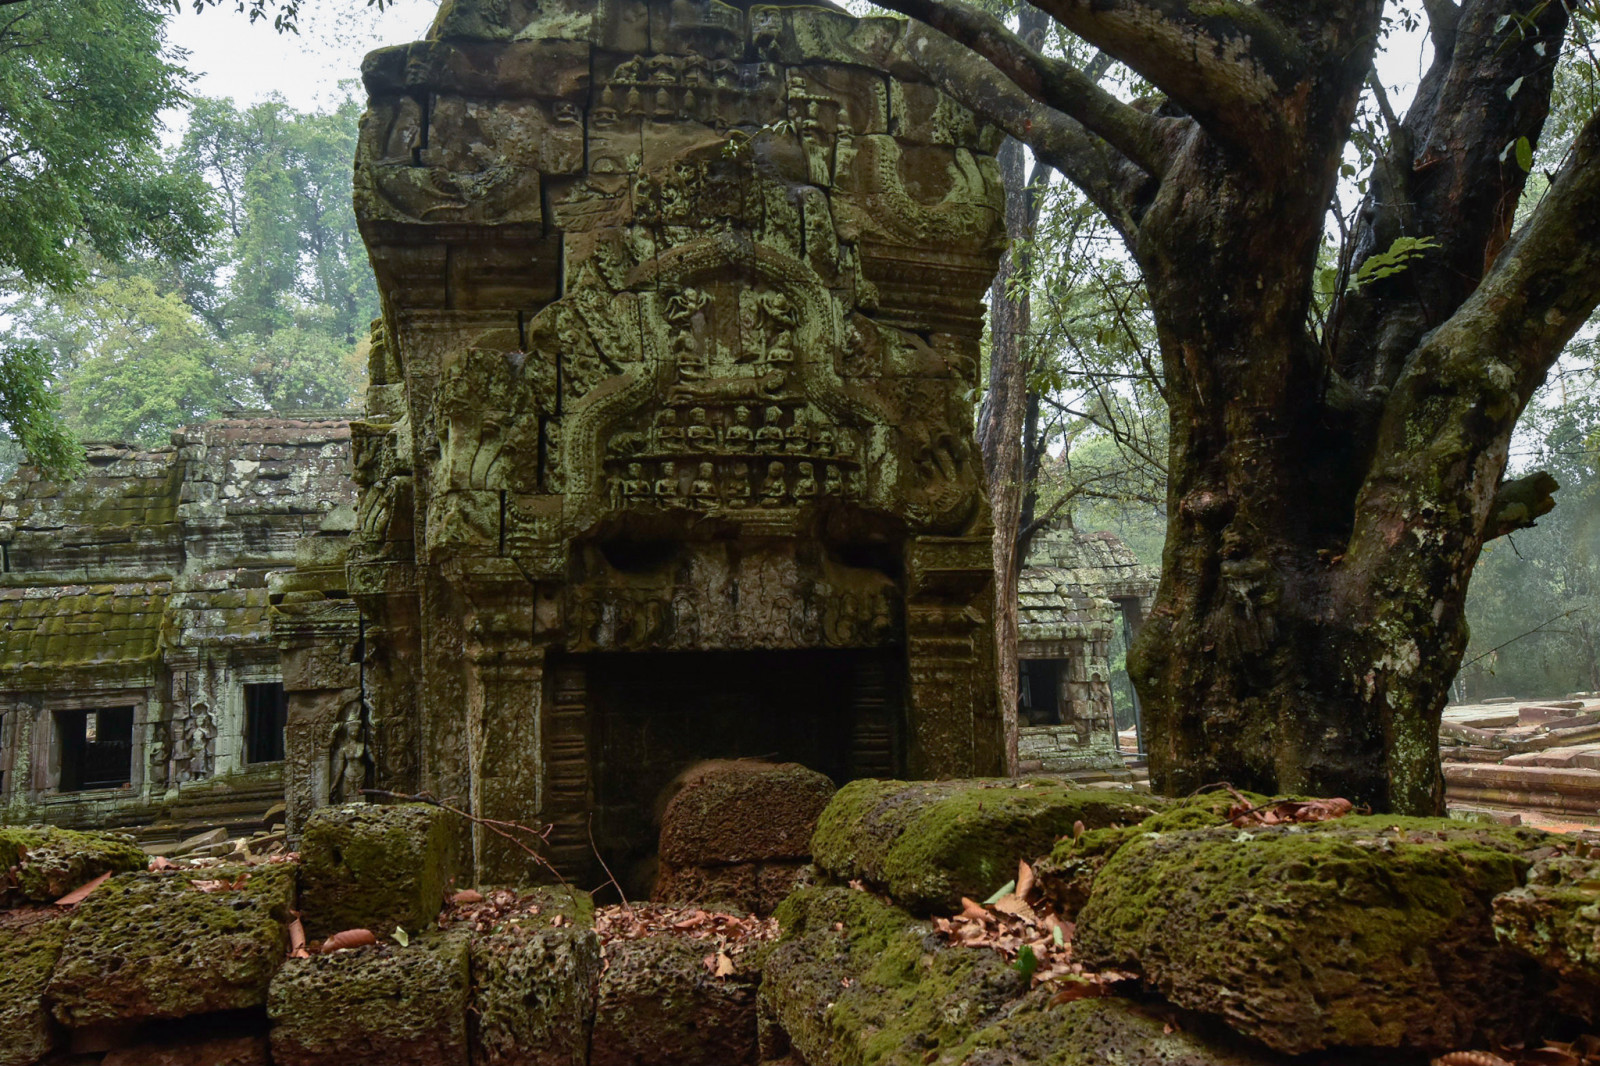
[350,0,1008,881]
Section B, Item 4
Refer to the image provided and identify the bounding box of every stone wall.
[348,0,1012,881]
[1016,525,1157,775]
[0,415,360,835]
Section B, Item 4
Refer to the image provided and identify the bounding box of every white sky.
[160,0,441,122]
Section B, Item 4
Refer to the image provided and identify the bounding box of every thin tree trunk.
[982,135,1032,775]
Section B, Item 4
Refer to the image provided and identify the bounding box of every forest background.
[0,0,1595,709]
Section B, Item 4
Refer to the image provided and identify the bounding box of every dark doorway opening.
[244,682,288,763]
[56,707,134,792]
[1019,659,1063,726]
[578,648,902,893]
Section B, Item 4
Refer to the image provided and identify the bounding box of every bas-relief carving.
[351,0,1007,877]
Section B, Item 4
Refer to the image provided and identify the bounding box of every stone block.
[658,761,836,866]
[0,826,146,904]
[46,864,295,1027]
[102,1032,270,1066]
[960,994,1281,1066]
[1494,851,1600,1023]
[590,937,759,1066]
[298,802,457,940]
[0,909,70,1066]
[268,930,471,1066]
[1074,817,1557,1055]
[758,886,1023,1066]
[812,779,1161,914]
[653,860,809,915]
[471,920,601,1066]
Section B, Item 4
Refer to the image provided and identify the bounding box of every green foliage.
[0,0,216,291]
[1347,236,1441,292]
[0,345,82,477]
[1460,366,1600,700]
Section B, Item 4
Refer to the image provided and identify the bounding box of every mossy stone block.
[0,909,70,1066]
[1493,852,1600,1023]
[471,921,600,1066]
[759,885,1024,1066]
[957,994,1283,1066]
[590,936,760,1066]
[658,761,836,865]
[268,930,471,1066]
[46,864,295,1027]
[0,825,146,904]
[1075,817,1556,1055]
[298,802,456,940]
[811,779,1162,914]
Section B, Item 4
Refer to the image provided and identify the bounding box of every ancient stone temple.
[348,0,1008,879]
[0,415,359,833]
[1016,524,1157,776]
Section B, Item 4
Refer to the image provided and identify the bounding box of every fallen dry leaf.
[54,871,112,907]
[287,917,309,959]
[320,928,377,953]
[713,951,736,977]
[1016,859,1035,900]
[1432,1053,1513,1066]
[451,889,484,905]
[147,856,175,872]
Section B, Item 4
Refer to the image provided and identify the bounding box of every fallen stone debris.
[3,784,1598,1065]
[1442,697,1600,825]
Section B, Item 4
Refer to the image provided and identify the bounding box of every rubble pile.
[1442,698,1600,822]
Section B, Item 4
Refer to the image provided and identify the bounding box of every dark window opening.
[1019,659,1063,726]
[56,707,134,792]
[245,683,288,763]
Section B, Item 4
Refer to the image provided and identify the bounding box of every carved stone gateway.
[349,0,1007,880]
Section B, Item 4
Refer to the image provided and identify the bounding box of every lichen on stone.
[0,825,147,904]
[298,801,457,940]
[811,779,1162,914]
[1073,816,1557,1054]
[0,909,71,1066]
[46,863,295,1027]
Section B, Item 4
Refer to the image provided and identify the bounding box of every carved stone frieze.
[351,0,1008,882]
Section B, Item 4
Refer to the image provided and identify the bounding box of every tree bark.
[981,135,1032,775]
[882,0,1600,811]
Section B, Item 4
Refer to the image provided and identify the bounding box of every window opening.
[244,682,288,763]
[1018,659,1063,726]
[56,707,134,791]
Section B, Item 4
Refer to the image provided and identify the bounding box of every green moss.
[591,936,761,1065]
[1074,818,1553,1055]
[763,886,1025,1065]
[1493,853,1600,1023]
[299,802,458,940]
[0,910,70,1066]
[951,992,1279,1066]
[269,929,471,1065]
[471,924,599,1066]
[0,825,147,903]
[46,864,295,1027]
[811,780,1163,914]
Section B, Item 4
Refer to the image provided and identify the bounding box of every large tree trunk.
[885,0,1600,812]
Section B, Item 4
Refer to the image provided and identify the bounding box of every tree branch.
[1018,0,1304,152]
[881,0,1174,176]
[903,24,1153,239]
[1485,470,1558,540]
[1420,0,1461,56]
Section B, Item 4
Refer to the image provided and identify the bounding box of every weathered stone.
[812,779,1162,914]
[658,761,835,866]
[268,930,472,1066]
[1074,817,1556,1055]
[348,0,1009,885]
[1493,851,1600,1023]
[0,908,70,1066]
[298,802,456,940]
[470,887,600,1066]
[590,936,760,1066]
[47,864,295,1027]
[653,859,809,915]
[0,825,146,904]
[758,886,1024,1066]
[957,994,1284,1066]
[102,1032,270,1066]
